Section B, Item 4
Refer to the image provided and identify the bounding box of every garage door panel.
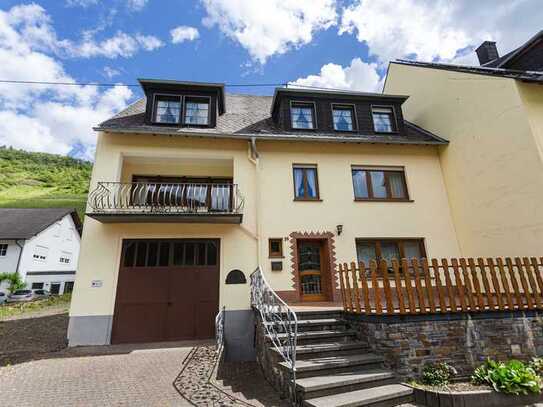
[116,268,170,303]
[112,303,167,343]
[112,239,220,344]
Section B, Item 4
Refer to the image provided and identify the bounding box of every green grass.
[0,147,92,219]
[0,294,71,320]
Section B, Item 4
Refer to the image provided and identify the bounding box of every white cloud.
[0,4,134,160]
[66,0,99,7]
[126,0,148,11]
[201,0,337,64]
[170,26,199,44]
[340,0,542,65]
[290,58,383,93]
[70,32,163,58]
[102,66,121,79]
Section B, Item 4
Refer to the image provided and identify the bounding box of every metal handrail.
[88,181,244,214]
[250,266,298,404]
[215,306,225,353]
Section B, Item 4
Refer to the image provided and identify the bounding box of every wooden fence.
[337,257,543,315]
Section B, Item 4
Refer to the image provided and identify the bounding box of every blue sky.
[0,0,540,160]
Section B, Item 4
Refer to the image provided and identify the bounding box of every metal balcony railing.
[88,182,244,214]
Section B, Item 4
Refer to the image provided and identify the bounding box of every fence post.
[358,262,371,315]
[350,262,361,314]
[392,259,405,315]
[370,260,382,315]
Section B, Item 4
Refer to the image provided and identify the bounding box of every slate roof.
[0,208,82,240]
[392,59,543,83]
[483,30,543,68]
[96,93,447,145]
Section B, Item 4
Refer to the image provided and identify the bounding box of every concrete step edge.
[279,353,384,372]
[303,384,413,407]
[295,369,396,392]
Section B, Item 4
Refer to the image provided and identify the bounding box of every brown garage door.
[111,239,219,344]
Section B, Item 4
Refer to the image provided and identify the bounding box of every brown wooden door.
[111,239,219,344]
[298,240,329,302]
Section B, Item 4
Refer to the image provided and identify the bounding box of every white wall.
[0,239,22,274]
[18,214,81,293]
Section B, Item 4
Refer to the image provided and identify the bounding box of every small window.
[64,281,75,294]
[356,238,426,272]
[332,105,355,131]
[291,102,316,129]
[59,252,72,264]
[269,238,283,258]
[293,165,320,200]
[184,97,210,125]
[372,106,396,133]
[153,95,182,124]
[32,282,44,290]
[33,246,48,262]
[352,167,409,201]
[0,244,7,256]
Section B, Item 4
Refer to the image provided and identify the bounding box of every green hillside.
[0,147,92,219]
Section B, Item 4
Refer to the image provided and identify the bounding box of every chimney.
[475,41,499,65]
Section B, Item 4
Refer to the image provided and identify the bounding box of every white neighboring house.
[0,208,82,295]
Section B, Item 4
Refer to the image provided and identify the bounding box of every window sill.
[354,198,414,203]
[269,255,285,259]
[293,198,323,202]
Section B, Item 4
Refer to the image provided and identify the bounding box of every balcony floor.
[87,212,243,224]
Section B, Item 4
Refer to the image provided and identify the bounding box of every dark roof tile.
[0,208,81,239]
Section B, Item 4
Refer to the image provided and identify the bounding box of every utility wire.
[0,79,368,93]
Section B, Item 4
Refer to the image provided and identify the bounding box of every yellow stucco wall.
[71,130,461,317]
[384,63,543,258]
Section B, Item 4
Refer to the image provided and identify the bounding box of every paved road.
[0,342,197,407]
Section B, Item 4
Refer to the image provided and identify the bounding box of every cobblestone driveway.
[0,342,200,407]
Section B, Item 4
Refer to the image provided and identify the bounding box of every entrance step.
[267,330,356,344]
[282,310,344,321]
[303,384,414,407]
[266,318,346,332]
[279,353,384,378]
[296,369,396,399]
[274,341,368,359]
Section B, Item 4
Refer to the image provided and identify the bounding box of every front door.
[298,240,328,301]
[50,283,61,295]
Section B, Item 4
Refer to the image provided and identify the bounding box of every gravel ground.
[0,311,69,366]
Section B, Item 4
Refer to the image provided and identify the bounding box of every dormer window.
[153,95,182,124]
[332,104,355,132]
[291,102,316,130]
[184,97,210,126]
[372,106,396,133]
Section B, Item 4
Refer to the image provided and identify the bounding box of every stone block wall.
[345,311,543,379]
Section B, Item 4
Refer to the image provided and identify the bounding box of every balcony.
[87,182,244,223]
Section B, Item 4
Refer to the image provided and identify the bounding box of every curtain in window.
[352,170,368,198]
[185,101,209,125]
[294,168,304,197]
[305,169,317,198]
[380,241,401,263]
[333,109,353,131]
[370,171,387,198]
[211,185,231,211]
[291,107,314,129]
[356,242,377,266]
[389,172,406,198]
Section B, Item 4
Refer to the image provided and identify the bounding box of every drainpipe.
[248,137,261,265]
[14,240,25,285]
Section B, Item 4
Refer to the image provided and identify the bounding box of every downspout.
[14,239,25,276]
[248,137,261,265]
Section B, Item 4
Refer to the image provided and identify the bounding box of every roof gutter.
[93,127,448,145]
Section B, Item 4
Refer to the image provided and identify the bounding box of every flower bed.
[409,384,543,407]
[409,359,543,406]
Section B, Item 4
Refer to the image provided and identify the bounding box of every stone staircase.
[267,310,414,407]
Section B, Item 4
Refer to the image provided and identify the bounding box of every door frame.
[289,231,337,303]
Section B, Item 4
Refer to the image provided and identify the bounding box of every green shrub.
[0,272,25,292]
[420,363,457,386]
[472,359,542,395]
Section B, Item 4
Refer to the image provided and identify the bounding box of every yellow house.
[68,79,462,357]
[384,34,543,259]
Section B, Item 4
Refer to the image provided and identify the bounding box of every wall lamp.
[336,224,343,236]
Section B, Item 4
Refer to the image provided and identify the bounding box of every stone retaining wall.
[345,310,543,378]
[254,313,293,400]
